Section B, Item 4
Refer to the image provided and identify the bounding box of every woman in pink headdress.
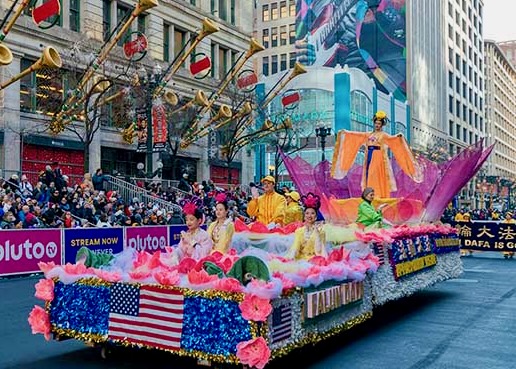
[176,201,213,260]
[286,193,327,260]
[207,193,235,254]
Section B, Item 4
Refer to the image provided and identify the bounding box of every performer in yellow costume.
[284,191,303,225]
[286,193,327,260]
[247,175,287,226]
[331,111,421,198]
[207,193,235,254]
[502,212,515,259]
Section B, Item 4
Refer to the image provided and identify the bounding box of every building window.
[449,120,454,136]
[289,0,295,16]
[280,25,287,46]
[289,52,296,68]
[350,90,373,132]
[190,0,196,5]
[456,125,460,139]
[456,101,460,118]
[262,56,269,76]
[449,95,453,113]
[262,29,269,48]
[175,28,187,68]
[448,71,453,88]
[271,3,278,20]
[289,23,295,44]
[271,27,278,47]
[102,0,111,41]
[271,55,278,74]
[69,0,80,32]
[280,1,287,18]
[20,58,63,114]
[449,48,453,64]
[163,23,170,62]
[230,0,235,24]
[211,43,216,77]
[137,14,146,34]
[455,76,460,94]
[463,127,467,142]
[117,3,131,46]
[280,53,287,71]
[219,0,227,21]
[262,5,269,21]
[219,46,228,79]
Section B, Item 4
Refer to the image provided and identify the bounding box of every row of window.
[23,0,80,32]
[448,120,480,144]
[448,71,483,109]
[262,24,295,48]
[262,0,296,22]
[448,95,484,129]
[262,53,296,76]
[449,48,483,91]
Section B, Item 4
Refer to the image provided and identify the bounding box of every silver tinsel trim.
[370,252,463,306]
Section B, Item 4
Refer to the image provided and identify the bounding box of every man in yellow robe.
[247,176,287,226]
[331,111,421,198]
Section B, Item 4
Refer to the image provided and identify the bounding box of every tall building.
[0,0,254,185]
[484,40,516,178]
[498,40,516,67]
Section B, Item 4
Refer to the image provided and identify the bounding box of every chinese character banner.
[453,221,516,252]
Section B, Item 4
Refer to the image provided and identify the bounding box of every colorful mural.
[295,0,406,100]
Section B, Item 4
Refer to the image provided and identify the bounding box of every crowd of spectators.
[441,207,512,223]
[0,166,253,230]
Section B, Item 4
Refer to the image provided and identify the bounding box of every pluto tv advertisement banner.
[295,0,406,99]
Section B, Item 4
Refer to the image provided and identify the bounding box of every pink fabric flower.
[214,277,243,293]
[309,255,329,266]
[187,269,218,285]
[63,263,88,275]
[236,337,271,369]
[38,261,56,276]
[94,269,122,283]
[178,257,197,274]
[34,279,54,301]
[128,268,152,280]
[154,269,180,286]
[28,305,51,341]
[239,294,272,322]
[133,251,152,269]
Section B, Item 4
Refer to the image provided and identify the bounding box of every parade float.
[27,132,492,367]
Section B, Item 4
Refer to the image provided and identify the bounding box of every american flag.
[372,243,385,265]
[270,304,292,343]
[108,283,184,351]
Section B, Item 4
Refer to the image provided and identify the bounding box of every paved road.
[1,252,515,369]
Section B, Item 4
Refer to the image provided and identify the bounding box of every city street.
[1,252,514,369]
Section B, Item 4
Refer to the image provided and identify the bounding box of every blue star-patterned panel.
[180,297,252,356]
[50,282,110,335]
[110,283,139,316]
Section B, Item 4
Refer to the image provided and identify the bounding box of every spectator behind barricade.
[454,209,465,222]
[97,214,111,227]
[42,165,55,187]
[178,173,192,193]
[166,209,184,225]
[92,168,108,191]
[1,210,19,229]
[53,163,65,191]
[6,174,20,193]
[81,173,94,191]
[19,175,33,197]
[502,212,515,259]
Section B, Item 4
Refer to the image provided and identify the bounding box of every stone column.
[2,55,22,173]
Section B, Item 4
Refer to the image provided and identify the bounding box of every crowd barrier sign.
[63,228,124,264]
[455,221,516,252]
[0,229,62,276]
[0,225,194,277]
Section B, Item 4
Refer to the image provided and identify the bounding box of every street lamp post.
[137,65,163,175]
[315,126,332,162]
[268,164,275,176]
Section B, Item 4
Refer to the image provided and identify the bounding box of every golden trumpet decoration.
[153,18,219,98]
[260,62,306,108]
[51,0,158,132]
[122,123,136,144]
[171,90,208,114]
[0,44,13,66]
[0,46,61,90]
[163,90,178,106]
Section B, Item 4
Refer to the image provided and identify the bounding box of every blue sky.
[483,0,516,42]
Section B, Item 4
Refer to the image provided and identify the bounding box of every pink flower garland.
[239,294,272,322]
[34,279,54,302]
[236,337,271,369]
[28,305,51,341]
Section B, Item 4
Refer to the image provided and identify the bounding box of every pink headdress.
[180,198,203,217]
[301,192,321,211]
[215,192,227,204]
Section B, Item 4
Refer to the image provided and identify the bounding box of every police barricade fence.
[0,225,189,277]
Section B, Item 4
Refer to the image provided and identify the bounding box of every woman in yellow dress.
[331,111,421,198]
[207,193,235,254]
[284,191,304,225]
[286,193,327,260]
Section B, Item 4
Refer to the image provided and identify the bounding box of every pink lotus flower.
[133,251,152,269]
[94,269,122,283]
[236,337,271,369]
[28,305,51,341]
[187,269,218,285]
[63,263,88,275]
[34,279,54,301]
[309,255,329,266]
[128,268,151,280]
[178,257,197,274]
[147,251,165,270]
[210,251,224,261]
[328,248,344,262]
[154,269,180,286]
[214,277,243,293]
[38,261,56,276]
[239,294,272,322]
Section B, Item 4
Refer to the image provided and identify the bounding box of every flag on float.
[372,243,385,265]
[190,56,211,77]
[270,303,292,343]
[108,283,184,351]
